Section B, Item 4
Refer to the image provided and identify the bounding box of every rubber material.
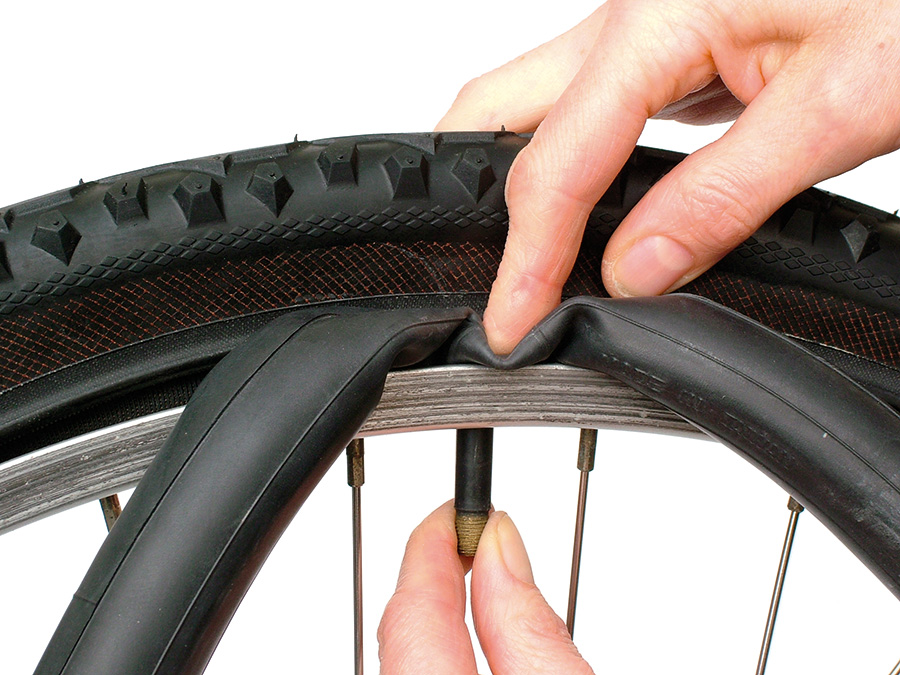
[38,295,900,673]
[3,133,900,463]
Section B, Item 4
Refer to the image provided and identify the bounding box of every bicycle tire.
[3,133,900,465]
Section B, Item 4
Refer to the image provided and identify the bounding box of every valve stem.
[455,428,494,556]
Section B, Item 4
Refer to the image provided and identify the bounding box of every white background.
[1,1,899,673]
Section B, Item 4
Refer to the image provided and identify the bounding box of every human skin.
[436,0,900,354]
[377,502,594,674]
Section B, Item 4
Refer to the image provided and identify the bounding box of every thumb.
[603,61,886,297]
[471,512,594,674]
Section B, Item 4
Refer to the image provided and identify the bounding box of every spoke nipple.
[577,428,598,472]
[99,494,123,532]
[787,496,804,513]
[347,438,364,488]
[456,511,489,556]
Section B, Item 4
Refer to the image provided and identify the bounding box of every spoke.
[98,494,122,532]
[756,496,804,675]
[890,657,900,675]
[454,428,494,556]
[346,439,365,675]
[566,428,597,638]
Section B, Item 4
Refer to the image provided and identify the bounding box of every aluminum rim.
[0,364,704,533]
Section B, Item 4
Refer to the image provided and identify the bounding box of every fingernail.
[497,514,534,584]
[612,235,694,296]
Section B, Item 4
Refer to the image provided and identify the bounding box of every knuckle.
[455,75,494,113]
[485,590,561,642]
[376,591,414,649]
[455,76,483,102]
[517,601,571,643]
[449,75,502,130]
[506,146,595,214]
[495,594,585,668]
[505,148,529,192]
[375,597,398,648]
[808,86,865,146]
[676,172,760,251]
[377,590,459,649]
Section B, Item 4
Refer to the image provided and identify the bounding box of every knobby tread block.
[384,149,429,199]
[780,208,817,244]
[0,243,10,281]
[30,211,81,265]
[451,148,495,202]
[841,217,881,263]
[246,162,293,216]
[317,142,359,187]
[175,173,225,227]
[0,132,898,327]
[104,178,149,225]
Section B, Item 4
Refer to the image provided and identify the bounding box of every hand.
[436,0,900,353]
[377,502,593,674]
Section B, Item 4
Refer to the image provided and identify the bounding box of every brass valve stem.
[454,428,493,556]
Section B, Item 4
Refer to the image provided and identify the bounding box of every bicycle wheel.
[2,133,900,672]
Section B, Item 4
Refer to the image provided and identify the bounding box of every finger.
[483,4,716,352]
[602,54,890,297]
[435,6,607,133]
[471,512,594,674]
[377,501,478,675]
